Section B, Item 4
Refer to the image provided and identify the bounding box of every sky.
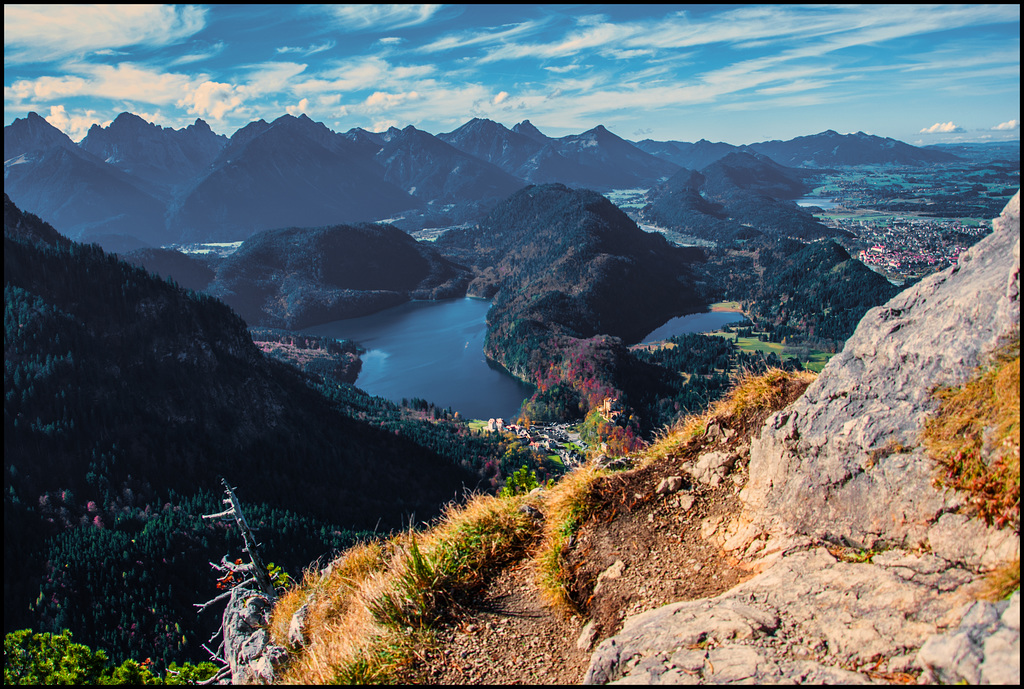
[4,4,1020,146]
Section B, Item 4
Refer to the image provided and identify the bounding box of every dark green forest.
[696,236,899,353]
[2,195,536,671]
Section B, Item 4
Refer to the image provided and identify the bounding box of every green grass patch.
[709,331,834,372]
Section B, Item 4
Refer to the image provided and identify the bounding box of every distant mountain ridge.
[641,152,848,242]
[4,111,963,249]
[745,129,961,167]
[79,112,227,198]
[167,114,420,243]
[375,124,525,205]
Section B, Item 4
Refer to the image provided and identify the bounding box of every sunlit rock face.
[744,192,1019,566]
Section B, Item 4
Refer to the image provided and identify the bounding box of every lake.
[795,196,839,210]
[639,310,747,343]
[304,297,533,421]
[306,298,746,420]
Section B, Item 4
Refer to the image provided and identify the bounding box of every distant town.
[826,216,990,283]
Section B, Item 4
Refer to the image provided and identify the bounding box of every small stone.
[594,559,627,596]
[656,476,684,494]
[577,621,599,650]
[288,602,309,648]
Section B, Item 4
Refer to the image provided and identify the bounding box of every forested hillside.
[3,195,507,670]
[698,236,900,352]
[437,184,704,441]
[641,153,846,243]
[206,222,471,329]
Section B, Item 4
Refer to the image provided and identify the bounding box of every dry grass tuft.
[981,558,1020,602]
[269,494,539,684]
[533,464,604,612]
[711,367,817,429]
[646,367,817,461]
[923,332,1020,530]
[367,494,540,630]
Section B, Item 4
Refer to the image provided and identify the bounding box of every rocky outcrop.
[917,589,1019,685]
[585,193,1019,684]
[742,191,1019,566]
[222,588,288,684]
[585,547,978,684]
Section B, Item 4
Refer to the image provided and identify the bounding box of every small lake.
[795,197,839,210]
[304,298,533,421]
[640,310,747,344]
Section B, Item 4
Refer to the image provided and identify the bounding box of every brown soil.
[396,452,753,684]
[395,372,812,684]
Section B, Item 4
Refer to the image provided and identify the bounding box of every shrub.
[923,332,1020,529]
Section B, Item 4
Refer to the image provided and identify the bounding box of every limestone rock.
[743,192,1020,564]
[688,451,735,487]
[578,621,599,651]
[594,559,627,596]
[916,590,1020,685]
[584,548,979,684]
[288,602,309,648]
[222,588,287,684]
[656,476,685,495]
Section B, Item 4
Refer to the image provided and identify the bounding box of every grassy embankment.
[265,367,815,683]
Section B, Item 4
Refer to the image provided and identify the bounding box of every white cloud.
[179,81,243,120]
[4,5,206,64]
[44,104,106,141]
[378,37,404,46]
[544,64,581,74]
[325,5,442,31]
[992,119,1019,131]
[919,121,965,134]
[238,62,308,97]
[371,119,400,133]
[362,91,420,112]
[418,20,546,54]
[170,41,226,66]
[286,98,310,116]
[6,63,196,107]
[276,41,335,57]
[6,75,88,102]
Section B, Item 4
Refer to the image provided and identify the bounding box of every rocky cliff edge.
[586,192,1019,684]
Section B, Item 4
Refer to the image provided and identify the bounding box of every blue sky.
[4,4,1020,146]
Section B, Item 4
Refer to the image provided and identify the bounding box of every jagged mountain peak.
[513,119,550,143]
[4,111,79,160]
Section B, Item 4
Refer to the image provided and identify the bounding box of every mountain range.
[4,112,963,251]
